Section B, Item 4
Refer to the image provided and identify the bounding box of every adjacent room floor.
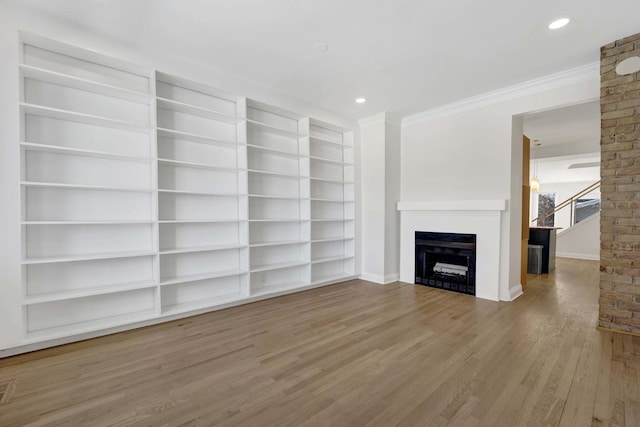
[0,258,637,426]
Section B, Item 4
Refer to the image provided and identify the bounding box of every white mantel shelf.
[397,200,507,212]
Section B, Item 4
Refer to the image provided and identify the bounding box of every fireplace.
[415,231,477,296]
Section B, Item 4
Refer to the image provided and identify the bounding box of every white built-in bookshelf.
[154,71,249,316]
[309,120,356,284]
[246,99,311,295]
[17,32,356,344]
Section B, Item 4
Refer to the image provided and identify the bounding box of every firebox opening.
[415,231,477,296]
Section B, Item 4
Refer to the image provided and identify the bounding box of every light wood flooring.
[0,258,638,426]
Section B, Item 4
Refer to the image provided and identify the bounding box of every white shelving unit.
[246,100,311,294]
[154,72,249,315]
[19,33,158,340]
[16,32,357,346]
[309,119,355,284]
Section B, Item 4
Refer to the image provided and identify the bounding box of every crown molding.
[401,62,600,126]
[358,112,402,128]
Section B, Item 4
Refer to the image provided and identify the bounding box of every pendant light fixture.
[530,140,540,192]
[530,173,540,192]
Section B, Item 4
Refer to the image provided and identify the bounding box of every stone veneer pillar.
[599,32,640,333]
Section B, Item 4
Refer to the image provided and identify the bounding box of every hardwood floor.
[0,258,638,426]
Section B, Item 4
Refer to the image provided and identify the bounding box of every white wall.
[0,5,358,352]
[556,213,600,260]
[400,69,599,300]
[360,121,387,280]
[384,122,401,280]
[0,15,23,351]
[402,110,512,201]
[359,115,401,283]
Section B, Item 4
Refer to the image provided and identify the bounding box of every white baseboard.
[384,273,400,283]
[509,284,523,301]
[359,272,399,284]
[359,273,384,283]
[557,252,600,261]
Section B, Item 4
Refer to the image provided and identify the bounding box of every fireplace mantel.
[397,200,507,212]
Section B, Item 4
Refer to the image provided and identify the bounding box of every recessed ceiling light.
[355,98,366,104]
[313,42,329,53]
[548,18,570,30]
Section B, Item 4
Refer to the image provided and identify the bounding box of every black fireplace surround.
[415,231,477,296]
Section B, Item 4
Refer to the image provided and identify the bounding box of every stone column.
[599,32,640,333]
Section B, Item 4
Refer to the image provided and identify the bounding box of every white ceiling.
[525,101,601,184]
[4,0,639,120]
[524,101,600,147]
[524,101,601,163]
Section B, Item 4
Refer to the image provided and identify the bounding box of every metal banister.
[531,180,601,225]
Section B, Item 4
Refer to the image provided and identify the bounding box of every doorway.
[520,101,602,275]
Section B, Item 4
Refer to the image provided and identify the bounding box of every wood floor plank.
[0,258,637,426]
[559,330,602,426]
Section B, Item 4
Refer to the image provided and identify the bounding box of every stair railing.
[531,180,601,226]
